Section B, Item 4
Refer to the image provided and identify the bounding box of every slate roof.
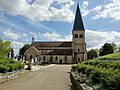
[73,4,85,31]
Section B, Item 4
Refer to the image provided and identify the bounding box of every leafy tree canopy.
[19,44,30,56]
[111,42,118,52]
[99,43,114,56]
[87,49,98,59]
[0,39,12,59]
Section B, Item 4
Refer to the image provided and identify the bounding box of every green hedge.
[0,58,24,73]
[77,60,120,90]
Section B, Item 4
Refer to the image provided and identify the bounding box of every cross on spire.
[77,0,79,5]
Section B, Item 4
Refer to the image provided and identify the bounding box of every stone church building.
[24,4,87,64]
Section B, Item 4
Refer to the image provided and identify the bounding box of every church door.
[60,59,62,64]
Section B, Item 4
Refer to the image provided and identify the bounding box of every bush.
[76,60,120,90]
[0,65,9,73]
[0,58,24,73]
[102,72,120,90]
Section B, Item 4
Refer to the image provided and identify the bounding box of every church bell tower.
[72,3,87,63]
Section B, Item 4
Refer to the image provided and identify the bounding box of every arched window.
[65,56,67,64]
[30,55,33,59]
[74,34,78,38]
[65,56,67,60]
[79,34,83,38]
[78,58,80,62]
[78,49,80,51]
[24,55,26,60]
[43,56,46,60]
[55,56,58,60]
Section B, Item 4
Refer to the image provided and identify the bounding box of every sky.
[0,0,120,54]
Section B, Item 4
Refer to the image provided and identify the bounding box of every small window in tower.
[55,56,58,60]
[79,34,83,38]
[78,49,80,51]
[74,34,78,38]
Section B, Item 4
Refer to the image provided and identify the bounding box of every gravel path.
[0,64,77,90]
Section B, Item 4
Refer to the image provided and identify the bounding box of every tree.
[11,49,14,59]
[87,49,98,59]
[118,45,120,52]
[99,43,114,56]
[111,42,118,52]
[19,44,30,58]
[0,39,12,58]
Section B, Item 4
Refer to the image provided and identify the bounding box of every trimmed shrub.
[0,64,9,73]
[0,58,24,73]
[76,60,120,90]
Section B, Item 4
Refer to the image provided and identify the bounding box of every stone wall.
[0,70,24,84]
[70,71,93,90]
[38,55,73,64]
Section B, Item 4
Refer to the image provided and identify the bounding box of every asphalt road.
[0,64,77,90]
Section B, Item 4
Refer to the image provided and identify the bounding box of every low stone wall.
[70,71,93,90]
[0,70,24,84]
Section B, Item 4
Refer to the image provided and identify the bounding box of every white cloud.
[81,1,91,17]
[86,30,120,50]
[3,29,21,40]
[0,0,75,22]
[92,5,102,12]
[41,30,120,50]
[11,41,26,54]
[12,41,24,47]
[9,29,120,54]
[50,7,74,22]
[82,1,89,9]
[92,0,120,20]
[55,0,71,4]
[23,33,28,36]
[41,32,72,41]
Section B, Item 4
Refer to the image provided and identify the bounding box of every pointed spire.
[73,3,85,31]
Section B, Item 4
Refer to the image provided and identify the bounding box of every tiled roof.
[32,41,72,48]
[39,49,72,55]
[32,41,72,55]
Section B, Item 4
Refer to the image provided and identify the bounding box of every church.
[24,4,87,64]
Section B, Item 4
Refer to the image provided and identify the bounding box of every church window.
[43,56,46,60]
[78,58,80,62]
[55,56,58,60]
[65,56,67,60]
[78,49,80,51]
[24,55,26,60]
[30,55,33,59]
[79,34,83,38]
[74,34,78,38]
